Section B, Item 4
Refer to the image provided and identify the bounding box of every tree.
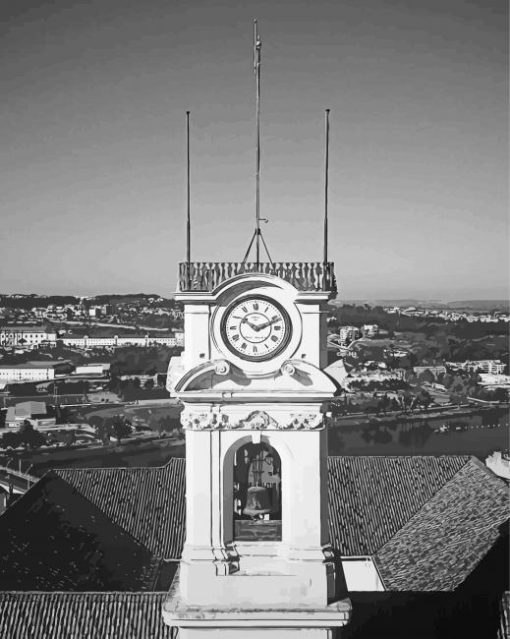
[92,417,110,445]
[0,431,21,449]
[417,369,435,385]
[19,420,45,449]
[107,415,132,444]
[144,378,155,390]
[416,389,433,408]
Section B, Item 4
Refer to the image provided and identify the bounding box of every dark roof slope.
[375,459,510,590]
[54,458,185,558]
[0,475,163,591]
[327,455,470,555]
[0,592,171,639]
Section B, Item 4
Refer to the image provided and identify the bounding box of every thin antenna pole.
[323,109,330,285]
[254,20,262,268]
[186,111,191,287]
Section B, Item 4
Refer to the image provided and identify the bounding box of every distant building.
[362,324,379,338]
[413,365,446,379]
[62,334,180,349]
[0,361,71,385]
[478,373,510,388]
[339,326,360,344]
[5,401,56,429]
[446,360,507,375]
[73,363,111,377]
[0,326,57,348]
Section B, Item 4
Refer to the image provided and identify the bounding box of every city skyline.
[1,0,508,300]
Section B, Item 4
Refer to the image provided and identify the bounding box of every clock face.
[221,296,292,361]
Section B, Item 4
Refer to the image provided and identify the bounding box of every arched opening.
[233,442,282,541]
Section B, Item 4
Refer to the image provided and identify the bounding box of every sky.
[1,0,508,300]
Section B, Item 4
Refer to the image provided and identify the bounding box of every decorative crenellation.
[180,408,327,431]
[178,261,337,294]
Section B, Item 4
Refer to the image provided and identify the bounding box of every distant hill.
[338,299,509,311]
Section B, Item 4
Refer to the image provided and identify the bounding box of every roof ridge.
[52,457,184,474]
[328,454,472,461]
[0,591,168,596]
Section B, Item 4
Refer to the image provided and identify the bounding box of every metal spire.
[186,111,191,288]
[254,19,262,267]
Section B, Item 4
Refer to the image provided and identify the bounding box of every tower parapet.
[179,261,337,295]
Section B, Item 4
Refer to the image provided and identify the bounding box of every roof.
[54,459,185,558]
[0,326,54,333]
[327,455,471,555]
[0,456,507,593]
[0,472,175,591]
[0,592,171,639]
[375,458,510,590]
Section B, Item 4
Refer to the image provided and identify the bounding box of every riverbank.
[332,403,509,428]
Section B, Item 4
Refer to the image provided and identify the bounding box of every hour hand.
[242,319,260,331]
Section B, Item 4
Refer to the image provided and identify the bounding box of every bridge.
[0,465,39,495]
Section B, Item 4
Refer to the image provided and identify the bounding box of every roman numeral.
[253,346,258,354]
[241,342,247,350]
[253,302,259,311]
[232,334,240,341]
[271,335,278,342]
[274,325,281,331]
[229,326,237,330]
[242,306,248,313]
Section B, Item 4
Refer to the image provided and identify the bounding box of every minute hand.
[256,317,280,331]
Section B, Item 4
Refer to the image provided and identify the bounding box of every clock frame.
[220,295,292,362]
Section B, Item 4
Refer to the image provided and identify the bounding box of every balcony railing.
[178,262,337,294]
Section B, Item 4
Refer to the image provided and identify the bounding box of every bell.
[243,485,272,517]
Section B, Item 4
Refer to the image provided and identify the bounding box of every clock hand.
[256,317,280,331]
[241,318,260,331]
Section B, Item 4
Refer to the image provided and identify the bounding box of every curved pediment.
[170,358,338,400]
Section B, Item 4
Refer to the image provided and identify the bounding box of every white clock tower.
[163,260,351,638]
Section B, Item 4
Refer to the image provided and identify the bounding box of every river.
[328,407,509,460]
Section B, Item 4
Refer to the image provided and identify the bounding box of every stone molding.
[180,408,326,431]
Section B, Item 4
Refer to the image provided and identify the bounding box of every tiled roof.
[0,592,171,638]
[54,458,185,558]
[0,474,167,591]
[327,455,471,555]
[375,458,509,591]
[0,455,507,593]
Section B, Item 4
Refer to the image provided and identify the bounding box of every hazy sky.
[1,0,507,300]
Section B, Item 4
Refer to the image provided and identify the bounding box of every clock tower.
[163,261,351,638]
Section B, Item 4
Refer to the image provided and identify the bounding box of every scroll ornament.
[181,408,326,431]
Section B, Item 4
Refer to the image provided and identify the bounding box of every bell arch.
[222,434,293,546]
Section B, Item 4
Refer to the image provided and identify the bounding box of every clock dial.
[221,296,291,361]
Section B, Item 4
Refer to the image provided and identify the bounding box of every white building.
[61,334,179,348]
[338,325,360,344]
[362,324,379,338]
[0,326,57,348]
[478,373,510,388]
[0,363,56,384]
[73,363,111,376]
[5,401,56,429]
[447,360,507,375]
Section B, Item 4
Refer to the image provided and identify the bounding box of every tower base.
[162,571,351,639]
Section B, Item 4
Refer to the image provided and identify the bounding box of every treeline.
[329,304,508,339]
[0,295,79,309]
